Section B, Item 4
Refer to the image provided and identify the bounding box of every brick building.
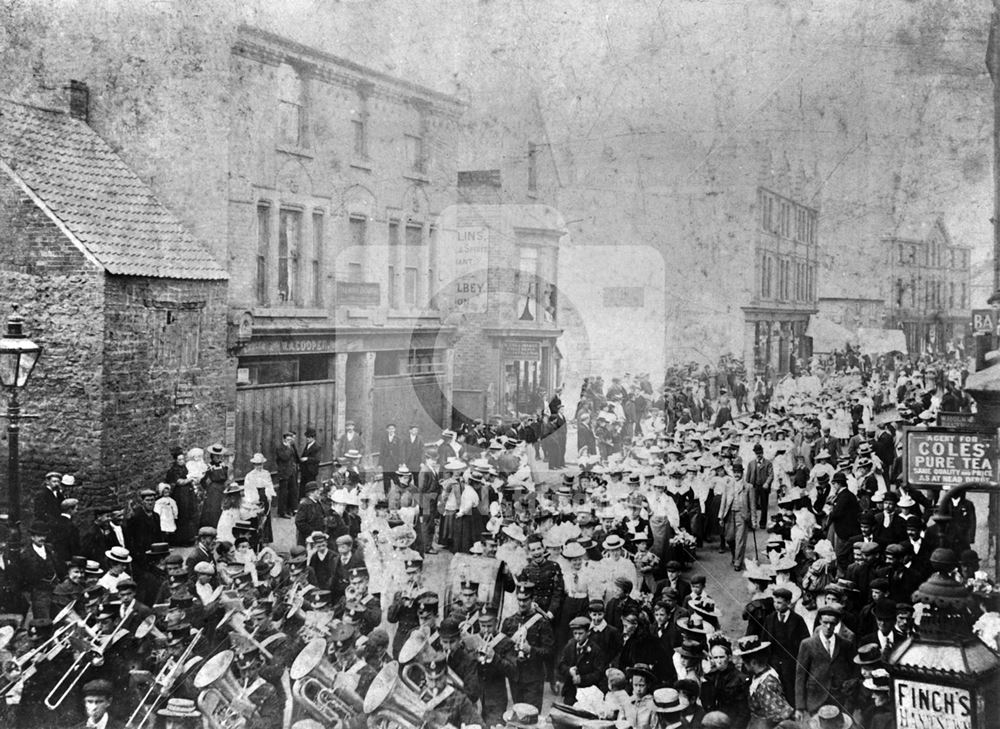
[226,28,464,472]
[883,217,972,355]
[0,95,230,513]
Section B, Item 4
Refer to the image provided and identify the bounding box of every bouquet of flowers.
[973,612,1000,652]
[670,529,697,550]
[968,571,997,600]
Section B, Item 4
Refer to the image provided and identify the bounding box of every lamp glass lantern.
[0,307,41,389]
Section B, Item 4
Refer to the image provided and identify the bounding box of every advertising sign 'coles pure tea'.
[903,428,999,488]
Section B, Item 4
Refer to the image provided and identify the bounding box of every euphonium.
[289,638,364,726]
[363,661,431,728]
[193,650,248,729]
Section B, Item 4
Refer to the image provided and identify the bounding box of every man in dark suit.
[299,427,322,494]
[33,472,63,527]
[760,587,809,703]
[274,431,299,518]
[744,444,774,529]
[872,492,907,546]
[125,489,163,572]
[48,498,81,578]
[653,560,691,606]
[940,489,977,545]
[295,481,328,547]
[417,446,441,554]
[185,526,217,573]
[20,523,60,620]
[827,472,861,565]
[794,606,857,719]
[378,423,402,494]
[334,421,363,459]
[403,425,424,473]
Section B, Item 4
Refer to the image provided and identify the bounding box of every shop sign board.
[501,340,542,361]
[895,679,972,729]
[904,426,998,488]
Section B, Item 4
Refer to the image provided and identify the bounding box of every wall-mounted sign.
[894,679,972,729]
[904,427,998,488]
[501,340,542,361]
[971,309,999,336]
[337,281,381,307]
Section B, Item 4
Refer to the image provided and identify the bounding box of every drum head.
[362,661,400,714]
[193,650,234,689]
[289,638,326,681]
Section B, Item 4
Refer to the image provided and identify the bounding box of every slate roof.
[0,98,227,280]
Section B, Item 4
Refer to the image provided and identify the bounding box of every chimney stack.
[67,80,89,123]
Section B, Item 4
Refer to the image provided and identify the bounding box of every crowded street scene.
[0,1,998,729]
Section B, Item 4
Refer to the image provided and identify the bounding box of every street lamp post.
[0,305,41,544]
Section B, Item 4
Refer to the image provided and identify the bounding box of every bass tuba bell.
[289,638,364,727]
[193,650,249,729]
[363,661,431,729]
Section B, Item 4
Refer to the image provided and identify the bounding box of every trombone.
[125,627,204,729]
[45,602,135,709]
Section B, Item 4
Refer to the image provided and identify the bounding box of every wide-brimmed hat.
[206,443,226,456]
[562,541,587,560]
[157,698,201,718]
[862,669,890,693]
[344,449,362,460]
[677,639,705,659]
[602,534,625,551]
[652,688,689,715]
[625,662,658,684]
[733,634,771,657]
[249,453,267,465]
[503,703,540,728]
[223,483,243,495]
[105,546,132,564]
[854,643,882,666]
[809,705,852,729]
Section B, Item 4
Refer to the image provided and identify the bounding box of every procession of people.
[0,353,993,729]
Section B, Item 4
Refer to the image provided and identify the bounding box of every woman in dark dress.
[199,444,229,528]
[165,446,197,545]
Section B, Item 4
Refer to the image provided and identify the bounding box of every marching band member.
[438,616,480,699]
[419,651,483,728]
[501,582,554,710]
[474,606,516,726]
[387,552,426,657]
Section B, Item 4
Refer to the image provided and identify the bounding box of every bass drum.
[443,553,507,619]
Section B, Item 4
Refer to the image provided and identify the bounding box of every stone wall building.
[0,95,230,514]
[883,218,972,356]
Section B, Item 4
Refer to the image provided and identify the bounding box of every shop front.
[743,308,814,379]
[484,328,562,419]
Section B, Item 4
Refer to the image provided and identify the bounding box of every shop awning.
[857,327,908,355]
[805,316,857,353]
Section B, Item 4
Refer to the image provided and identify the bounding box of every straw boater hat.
[732,634,771,657]
[157,698,201,718]
[809,705,852,729]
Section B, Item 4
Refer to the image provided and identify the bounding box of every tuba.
[193,650,249,729]
[289,638,364,727]
[363,661,431,728]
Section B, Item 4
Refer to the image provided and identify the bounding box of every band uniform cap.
[424,651,449,676]
[515,581,535,598]
[198,527,218,538]
[459,579,480,593]
[105,546,132,564]
[81,679,114,698]
[348,567,369,580]
[304,590,331,609]
[569,616,591,630]
[417,592,440,612]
